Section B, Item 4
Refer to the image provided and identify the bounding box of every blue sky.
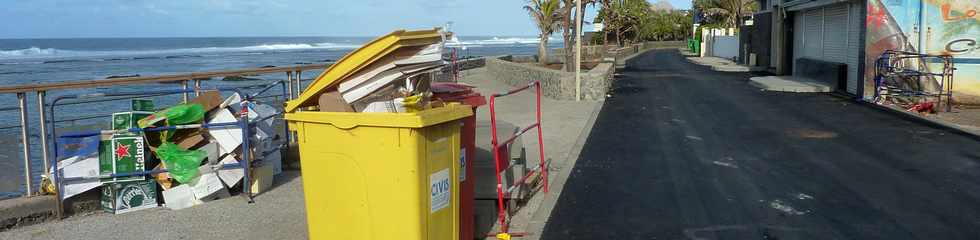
[0,0,692,39]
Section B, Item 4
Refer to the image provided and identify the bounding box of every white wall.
[711,36,740,60]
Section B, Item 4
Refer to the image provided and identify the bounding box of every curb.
[858,99,980,142]
[523,98,606,240]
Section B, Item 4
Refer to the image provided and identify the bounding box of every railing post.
[295,70,303,94]
[286,71,294,100]
[37,91,51,183]
[18,93,33,196]
[194,79,202,97]
[181,80,190,102]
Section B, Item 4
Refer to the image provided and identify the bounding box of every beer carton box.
[131,99,155,112]
[112,111,152,131]
[101,134,148,183]
[101,180,158,214]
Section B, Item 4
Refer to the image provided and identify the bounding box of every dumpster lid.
[284,28,444,113]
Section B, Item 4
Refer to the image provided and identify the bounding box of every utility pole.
[575,0,583,101]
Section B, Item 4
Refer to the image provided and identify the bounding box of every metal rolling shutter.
[793,12,805,73]
[846,2,862,94]
[823,4,849,63]
[803,8,824,59]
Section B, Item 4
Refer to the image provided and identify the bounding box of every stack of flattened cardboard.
[318,42,446,113]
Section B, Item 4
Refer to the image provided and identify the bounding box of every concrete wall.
[486,56,614,101]
[711,36,740,60]
[554,41,687,63]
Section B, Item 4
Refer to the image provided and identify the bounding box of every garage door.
[791,2,861,94]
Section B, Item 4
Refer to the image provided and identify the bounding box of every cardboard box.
[217,154,244,187]
[318,91,354,112]
[200,142,221,165]
[56,155,102,200]
[55,133,103,199]
[152,164,174,190]
[253,103,279,127]
[263,149,282,175]
[112,112,152,131]
[131,99,155,112]
[189,91,223,113]
[207,109,243,156]
[101,180,158,214]
[189,164,229,201]
[162,184,201,210]
[103,134,148,183]
[144,129,207,153]
[250,164,274,194]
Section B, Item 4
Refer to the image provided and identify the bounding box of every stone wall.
[486,56,614,101]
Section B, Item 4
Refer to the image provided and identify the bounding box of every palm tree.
[557,0,597,71]
[525,0,562,64]
[695,0,757,28]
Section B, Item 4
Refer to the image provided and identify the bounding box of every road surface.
[541,49,980,239]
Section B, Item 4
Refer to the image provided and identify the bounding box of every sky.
[0,0,693,39]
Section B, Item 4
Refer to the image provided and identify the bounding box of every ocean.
[0,36,559,198]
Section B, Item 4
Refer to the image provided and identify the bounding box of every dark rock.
[222,75,262,81]
[106,74,140,79]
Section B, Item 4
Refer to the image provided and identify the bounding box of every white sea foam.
[0,42,363,61]
[0,47,65,57]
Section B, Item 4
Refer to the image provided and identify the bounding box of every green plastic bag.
[156,142,206,183]
[137,103,205,128]
[138,103,206,140]
[164,103,205,125]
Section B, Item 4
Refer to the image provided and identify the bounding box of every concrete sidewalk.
[0,66,604,239]
[456,67,603,239]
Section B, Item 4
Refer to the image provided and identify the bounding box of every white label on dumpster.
[430,168,451,213]
[459,148,467,182]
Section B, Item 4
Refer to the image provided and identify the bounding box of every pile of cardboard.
[317,42,446,113]
[52,93,283,214]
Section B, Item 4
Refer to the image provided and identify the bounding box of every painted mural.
[865,0,980,103]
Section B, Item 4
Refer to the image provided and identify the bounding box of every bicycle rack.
[873,50,955,112]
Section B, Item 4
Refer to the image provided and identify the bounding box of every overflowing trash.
[48,92,284,214]
[303,37,447,113]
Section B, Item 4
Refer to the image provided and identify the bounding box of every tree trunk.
[538,36,549,65]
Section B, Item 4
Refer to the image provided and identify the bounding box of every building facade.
[746,0,978,102]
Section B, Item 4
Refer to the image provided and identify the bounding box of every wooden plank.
[0,64,330,94]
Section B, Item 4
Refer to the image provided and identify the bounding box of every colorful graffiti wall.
[866,0,980,103]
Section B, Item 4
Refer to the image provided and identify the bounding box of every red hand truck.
[488,81,548,239]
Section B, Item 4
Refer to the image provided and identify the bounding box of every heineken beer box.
[100,134,148,183]
[112,111,152,131]
[101,180,158,214]
[131,99,155,112]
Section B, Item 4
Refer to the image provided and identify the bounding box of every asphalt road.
[541,49,980,240]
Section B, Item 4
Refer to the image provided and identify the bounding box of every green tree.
[524,0,563,64]
[694,0,757,28]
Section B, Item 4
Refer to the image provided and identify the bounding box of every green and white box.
[112,111,152,131]
[101,180,158,214]
[131,99,155,112]
[102,134,147,183]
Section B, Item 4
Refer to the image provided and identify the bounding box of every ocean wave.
[0,42,363,61]
[0,47,66,57]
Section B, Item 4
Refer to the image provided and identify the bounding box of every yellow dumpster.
[285,106,470,239]
[283,28,470,240]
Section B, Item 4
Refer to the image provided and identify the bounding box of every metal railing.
[1,63,326,198]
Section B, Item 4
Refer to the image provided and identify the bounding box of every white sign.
[459,148,467,182]
[430,168,451,213]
